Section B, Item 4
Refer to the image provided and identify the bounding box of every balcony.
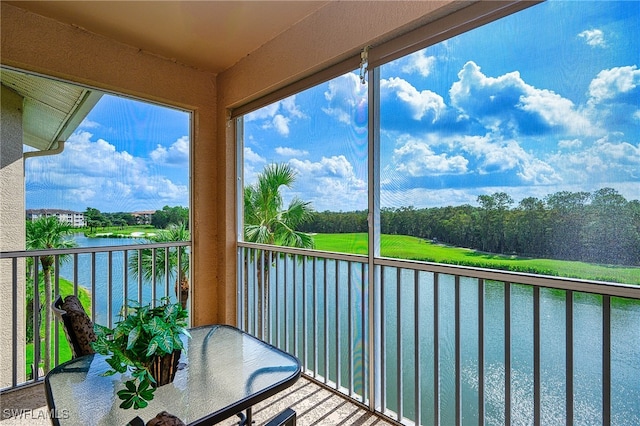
[238,243,640,425]
[2,243,640,425]
[0,242,393,425]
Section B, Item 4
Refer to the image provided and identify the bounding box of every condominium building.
[26,209,85,228]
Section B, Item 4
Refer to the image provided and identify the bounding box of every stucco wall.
[0,84,26,387]
[0,2,224,326]
[217,1,458,108]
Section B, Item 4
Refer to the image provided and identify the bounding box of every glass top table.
[45,325,301,426]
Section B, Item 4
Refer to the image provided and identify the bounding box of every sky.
[243,0,639,212]
[26,0,639,214]
[26,96,190,212]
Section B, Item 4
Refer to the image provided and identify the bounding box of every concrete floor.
[1,377,395,426]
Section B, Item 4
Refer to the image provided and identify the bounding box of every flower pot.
[149,349,181,387]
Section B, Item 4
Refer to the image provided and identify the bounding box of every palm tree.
[244,163,315,337]
[129,223,190,309]
[244,162,315,248]
[26,216,77,373]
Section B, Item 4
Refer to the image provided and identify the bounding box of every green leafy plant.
[92,297,190,410]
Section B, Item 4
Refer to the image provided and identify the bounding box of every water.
[58,234,177,326]
[259,255,640,425]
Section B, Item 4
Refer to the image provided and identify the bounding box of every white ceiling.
[6,1,330,74]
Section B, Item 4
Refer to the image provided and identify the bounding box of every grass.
[312,233,640,285]
[25,277,92,376]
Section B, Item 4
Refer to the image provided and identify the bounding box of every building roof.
[26,209,83,215]
[1,68,102,152]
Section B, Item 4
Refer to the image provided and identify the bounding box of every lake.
[58,234,173,327]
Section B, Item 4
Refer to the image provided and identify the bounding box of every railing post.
[603,295,611,426]
[566,290,574,426]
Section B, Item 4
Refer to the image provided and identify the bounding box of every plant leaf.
[139,388,155,401]
[145,339,159,357]
[134,398,148,409]
[127,325,142,350]
[106,355,128,373]
[124,380,137,392]
[149,333,173,356]
[119,395,135,410]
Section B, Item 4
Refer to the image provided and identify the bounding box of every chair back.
[52,295,96,358]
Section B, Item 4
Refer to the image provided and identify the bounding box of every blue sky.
[26,96,190,212]
[26,1,639,214]
[244,0,639,211]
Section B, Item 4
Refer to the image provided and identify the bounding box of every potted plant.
[92,297,191,410]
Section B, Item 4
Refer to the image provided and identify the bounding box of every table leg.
[236,408,253,425]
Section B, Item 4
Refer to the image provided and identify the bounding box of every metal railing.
[238,242,640,426]
[0,241,190,391]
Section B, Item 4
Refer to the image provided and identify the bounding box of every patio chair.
[52,295,96,358]
[265,408,296,426]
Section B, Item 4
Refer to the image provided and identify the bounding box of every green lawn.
[312,233,640,285]
[25,278,92,376]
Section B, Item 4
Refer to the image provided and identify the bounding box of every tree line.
[299,188,640,266]
[84,205,188,230]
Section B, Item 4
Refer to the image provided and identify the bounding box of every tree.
[244,163,315,337]
[84,207,104,232]
[129,223,190,309]
[26,216,77,373]
[151,206,189,229]
[477,192,513,253]
[244,163,315,248]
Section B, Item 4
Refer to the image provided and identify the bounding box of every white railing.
[238,242,640,426]
[0,241,190,391]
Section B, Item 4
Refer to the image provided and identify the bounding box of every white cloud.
[78,118,101,129]
[458,135,559,184]
[245,95,306,137]
[245,103,279,121]
[450,61,595,136]
[244,147,266,164]
[25,131,188,211]
[290,155,357,179]
[519,89,593,135]
[272,114,290,136]
[588,65,640,103]
[558,139,583,149]
[322,72,367,125]
[578,29,606,47]
[393,137,468,176]
[275,146,309,157]
[281,97,306,119]
[288,155,367,211]
[149,136,189,165]
[401,50,437,77]
[381,77,446,122]
[547,137,640,183]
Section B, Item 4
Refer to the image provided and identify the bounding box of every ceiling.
[5,1,330,74]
